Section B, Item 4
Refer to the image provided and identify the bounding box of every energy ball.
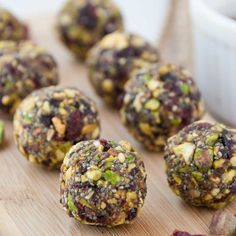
[0,7,28,41]
[57,0,123,61]
[14,87,100,169]
[164,121,236,209]
[0,41,58,114]
[87,32,160,108]
[121,64,204,152]
[60,139,147,226]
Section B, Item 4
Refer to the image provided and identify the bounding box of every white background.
[0,0,171,43]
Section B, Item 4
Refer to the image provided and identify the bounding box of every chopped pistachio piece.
[206,133,219,145]
[103,170,121,185]
[144,99,160,110]
[179,83,190,95]
[173,142,195,163]
[139,123,152,135]
[86,169,102,181]
[67,193,78,214]
[194,148,213,168]
[230,156,236,167]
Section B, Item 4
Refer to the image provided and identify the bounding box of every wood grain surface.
[0,15,235,236]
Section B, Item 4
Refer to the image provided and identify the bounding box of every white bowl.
[190,0,236,127]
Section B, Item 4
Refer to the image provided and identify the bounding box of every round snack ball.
[13,86,100,169]
[0,41,58,114]
[121,64,204,152]
[60,139,147,226]
[164,121,236,209]
[0,7,28,41]
[57,0,123,61]
[87,32,160,108]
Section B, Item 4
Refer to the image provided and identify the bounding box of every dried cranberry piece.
[40,114,53,127]
[116,47,142,58]
[100,139,111,151]
[185,122,213,133]
[49,98,61,107]
[172,230,205,236]
[116,91,125,109]
[160,71,177,82]
[220,130,234,159]
[65,110,83,141]
[230,182,236,194]
[127,208,137,221]
[78,3,97,30]
[173,230,192,236]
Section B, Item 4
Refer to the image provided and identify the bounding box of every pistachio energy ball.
[164,121,236,209]
[121,64,204,151]
[0,7,28,41]
[14,87,100,169]
[57,0,123,61]
[87,32,160,107]
[0,41,58,114]
[60,139,147,226]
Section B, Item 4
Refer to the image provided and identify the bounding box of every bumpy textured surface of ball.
[0,41,58,114]
[14,87,100,169]
[87,32,160,107]
[57,0,123,61]
[0,8,28,41]
[121,64,204,151]
[60,139,147,226]
[164,121,236,209]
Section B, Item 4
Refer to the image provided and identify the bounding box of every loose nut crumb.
[210,210,236,236]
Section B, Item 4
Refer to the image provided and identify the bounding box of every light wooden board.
[0,15,235,236]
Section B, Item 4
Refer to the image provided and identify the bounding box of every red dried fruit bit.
[100,139,111,151]
[23,23,29,39]
[65,110,83,141]
[172,231,191,236]
[172,230,205,236]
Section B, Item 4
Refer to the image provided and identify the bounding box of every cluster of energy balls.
[0,0,235,231]
[0,0,148,227]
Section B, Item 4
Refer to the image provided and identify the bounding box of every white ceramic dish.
[0,0,171,44]
[190,0,236,127]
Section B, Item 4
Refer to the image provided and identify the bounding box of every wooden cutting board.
[0,14,235,236]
